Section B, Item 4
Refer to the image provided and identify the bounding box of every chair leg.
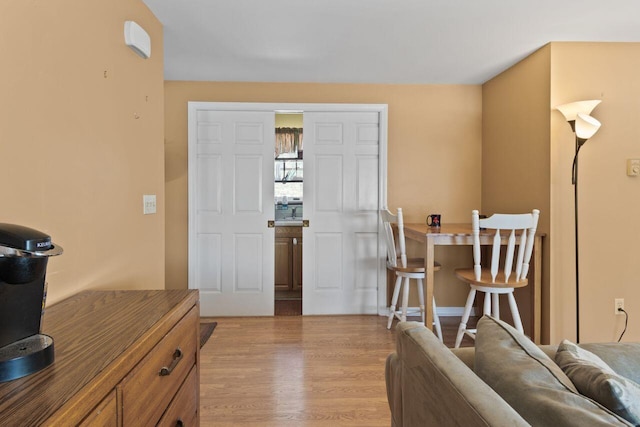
[483,291,491,316]
[507,292,524,333]
[432,297,443,343]
[417,278,425,324]
[492,293,500,319]
[455,288,476,348]
[387,275,403,329]
[400,277,410,322]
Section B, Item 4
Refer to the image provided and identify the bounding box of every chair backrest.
[472,209,540,283]
[380,208,408,268]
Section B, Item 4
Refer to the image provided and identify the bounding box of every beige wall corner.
[482,44,552,342]
[0,1,165,304]
[484,41,640,344]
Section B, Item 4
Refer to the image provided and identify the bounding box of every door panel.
[315,156,343,211]
[303,111,380,314]
[189,108,275,316]
[195,233,221,292]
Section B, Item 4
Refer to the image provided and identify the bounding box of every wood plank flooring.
[199,315,476,426]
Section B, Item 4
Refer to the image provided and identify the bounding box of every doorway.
[188,102,388,317]
[274,113,304,315]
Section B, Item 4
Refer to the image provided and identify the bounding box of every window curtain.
[275,127,303,157]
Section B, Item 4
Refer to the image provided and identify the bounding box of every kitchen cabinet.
[275,226,302,291]
[0,290,200,426]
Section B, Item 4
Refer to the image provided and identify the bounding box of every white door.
[188,105,275,316]
[302,111,380,314]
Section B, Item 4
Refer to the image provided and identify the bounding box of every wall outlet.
[615,298,624,315]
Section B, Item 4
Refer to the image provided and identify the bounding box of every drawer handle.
[176,419,184,427]
[159,347,183,377]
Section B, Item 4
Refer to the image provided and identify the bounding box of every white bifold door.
[302,111,380,315]
[189,108,275,316]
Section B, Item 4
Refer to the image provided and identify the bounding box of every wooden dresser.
[0,290,200,426]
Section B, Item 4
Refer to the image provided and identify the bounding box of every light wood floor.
[199,315,475,427]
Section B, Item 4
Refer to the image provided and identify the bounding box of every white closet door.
[188,107,275,316]
[302,111,380,314]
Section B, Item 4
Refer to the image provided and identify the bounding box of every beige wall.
[164,82,482,307]
[483,42,640,343]
[0,0,165,304]
[276,113,303,128]
[482,46,552,342]
[550,42,640,343]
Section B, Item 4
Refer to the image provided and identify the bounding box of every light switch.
[627,159,640,177]
[143,194,157,214]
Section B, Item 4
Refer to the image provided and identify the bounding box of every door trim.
[188,102,389,316]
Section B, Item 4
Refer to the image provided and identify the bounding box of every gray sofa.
[386,316,640,427]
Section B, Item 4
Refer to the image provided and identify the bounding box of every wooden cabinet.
[78,390,117,427]
[275,226,302,291]
[0,290,200,426]
[292,236,302,291]
[275,236,293,290]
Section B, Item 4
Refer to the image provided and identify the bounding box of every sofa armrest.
[385,352,403,427]
[387,322,529,427]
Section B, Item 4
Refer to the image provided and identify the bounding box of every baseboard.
[437,306,477,317]
[380,306,476,317]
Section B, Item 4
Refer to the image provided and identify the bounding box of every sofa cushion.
[556,339,640,425]
[475,315,632,426]
[580,342,640,384]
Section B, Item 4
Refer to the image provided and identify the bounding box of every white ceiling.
[142,0,640,84]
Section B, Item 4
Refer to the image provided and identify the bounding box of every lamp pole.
[555,100,601,344]
[572,137,585,343]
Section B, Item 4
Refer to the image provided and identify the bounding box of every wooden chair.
[454,209,540,348]
[381,208,443,341]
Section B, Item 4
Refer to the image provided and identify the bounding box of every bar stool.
[381,208,443,341]
[454,209,540,348]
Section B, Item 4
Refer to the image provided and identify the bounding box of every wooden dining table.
[402,223,544,343]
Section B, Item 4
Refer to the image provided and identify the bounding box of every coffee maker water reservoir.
[0,223,63,382]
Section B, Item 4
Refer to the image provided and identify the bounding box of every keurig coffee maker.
[0,223,63,382]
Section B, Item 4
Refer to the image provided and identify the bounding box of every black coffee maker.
[0,223,63,382]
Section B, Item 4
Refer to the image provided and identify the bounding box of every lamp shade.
[555,100,601,122]
[575,113,601,140]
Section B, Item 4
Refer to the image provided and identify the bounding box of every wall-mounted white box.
[143,194,157,214]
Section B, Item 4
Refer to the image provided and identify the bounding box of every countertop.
[275,220,303,226]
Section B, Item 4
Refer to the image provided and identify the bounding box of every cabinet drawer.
[79,389,117,427]
[157,366,198,427]
[121,307,198,426]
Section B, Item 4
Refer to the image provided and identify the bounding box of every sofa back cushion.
[475,316,632,426]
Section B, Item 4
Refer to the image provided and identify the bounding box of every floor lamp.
[555,100,602,343]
